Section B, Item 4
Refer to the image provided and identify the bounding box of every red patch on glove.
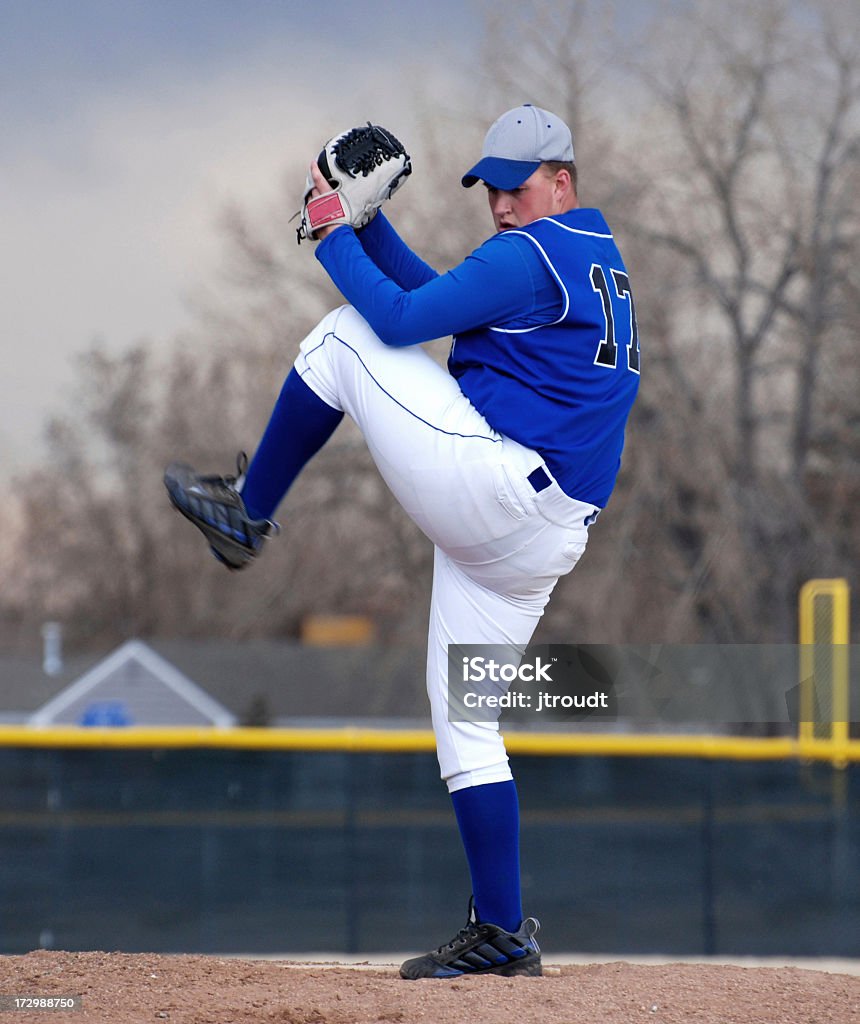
[308,192,346,231]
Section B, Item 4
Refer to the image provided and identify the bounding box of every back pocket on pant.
[492,463,531,522]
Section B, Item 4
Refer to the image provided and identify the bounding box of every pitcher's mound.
[3,950,859,1023]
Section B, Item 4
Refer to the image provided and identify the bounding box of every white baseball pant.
[294,306,598,793]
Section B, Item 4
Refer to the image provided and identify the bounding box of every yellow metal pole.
[798,578,851,767]
[798,579,817,747]
[831,580,851,767]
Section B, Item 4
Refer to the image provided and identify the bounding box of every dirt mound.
[2,950,859,1024]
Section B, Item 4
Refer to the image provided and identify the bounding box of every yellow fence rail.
[0,723,859,763]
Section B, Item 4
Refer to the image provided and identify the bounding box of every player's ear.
[552,167,571,199]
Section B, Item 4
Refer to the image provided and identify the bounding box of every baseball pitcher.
[165,105,640,978]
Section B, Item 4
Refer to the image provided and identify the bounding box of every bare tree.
[3,0,858,653]
[621,0,860,639]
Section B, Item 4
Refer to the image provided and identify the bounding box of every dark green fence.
[1,747,858,956]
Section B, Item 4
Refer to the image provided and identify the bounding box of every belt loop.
[527,466,552,493]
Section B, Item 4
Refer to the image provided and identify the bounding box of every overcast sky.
[1,0,485,468]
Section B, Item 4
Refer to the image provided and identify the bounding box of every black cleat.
[164,454,278,571]
[399,898,541,980]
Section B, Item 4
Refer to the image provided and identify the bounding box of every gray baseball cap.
[462,104,575,189]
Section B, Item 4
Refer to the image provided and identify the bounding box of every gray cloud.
[0,0,479,469]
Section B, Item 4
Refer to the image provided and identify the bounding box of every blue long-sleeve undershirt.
[314,212,563,347]
[353,210,438,290]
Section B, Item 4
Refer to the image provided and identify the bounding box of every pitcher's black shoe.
[164,454,278,571]
[399,899,541,979]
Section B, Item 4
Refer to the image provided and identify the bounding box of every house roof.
[0,638,428,726]
[30,640,236,727]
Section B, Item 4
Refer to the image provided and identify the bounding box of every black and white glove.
[297,123,411,243]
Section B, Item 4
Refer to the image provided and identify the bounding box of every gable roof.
[29,640,235,727]
[0,638,428,726]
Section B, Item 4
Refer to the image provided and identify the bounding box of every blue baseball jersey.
[449,210,640,506]
[316,208,639,507]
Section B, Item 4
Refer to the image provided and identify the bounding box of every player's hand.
[308,161,342,241]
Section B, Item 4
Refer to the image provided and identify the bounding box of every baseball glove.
[296,123,411,243]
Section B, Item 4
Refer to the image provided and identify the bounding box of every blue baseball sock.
[240,369,344,521]
[450,780,523,932]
